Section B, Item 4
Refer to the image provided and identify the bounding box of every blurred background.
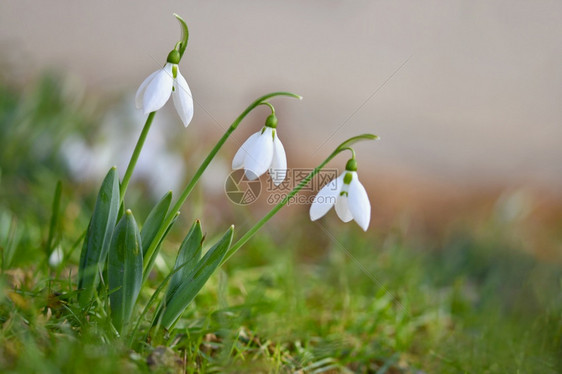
[2,0,562,226]
[0,1,561,371]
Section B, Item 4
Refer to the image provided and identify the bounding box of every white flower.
[232,126,287,185]
[49,246,64,267]
[309,170,371,231]
[135,62,194,127]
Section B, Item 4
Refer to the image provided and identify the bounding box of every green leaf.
[0,210,21,270]
[140,191,172,257]
[45,180,62,256]
[108,210,143,334]
[128,260,188,348]
[165,220,204,303]
[141,212,180,285]
[78,167,120,306]
[157,225,234,330]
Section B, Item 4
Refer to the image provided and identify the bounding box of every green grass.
[0,74,561,373]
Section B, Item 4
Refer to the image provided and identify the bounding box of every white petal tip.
[309,210,321,221]
[244,169,260,180]
[232,156,244,170]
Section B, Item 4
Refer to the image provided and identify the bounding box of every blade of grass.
[45,180,62,256]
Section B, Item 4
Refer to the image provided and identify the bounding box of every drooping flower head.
[310,157,371,231]
[232,112,287,186]
[135,49,194,127]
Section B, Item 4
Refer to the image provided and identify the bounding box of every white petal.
[335,193,354,222]
[172,70,194,127]
[232,132,260,169]
[348,173,371,231]
[135,70,159,109]
[48,247,64,267]
[243,128,274,180]
[309,174,343,221]
[142,63,174,114]
[269,132,287,186]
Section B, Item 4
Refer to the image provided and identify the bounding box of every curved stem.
[221,133,379,265]
[173,14,189,59]
[120,112,156,204]
[258,101,275,114]
[334,134,379,153]
[340,147,356,160]
[142,92,302,273]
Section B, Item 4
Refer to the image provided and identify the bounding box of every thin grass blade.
[45,180,62,255]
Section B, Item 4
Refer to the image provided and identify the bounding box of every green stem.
[340,147,356,160]
[120,112,156,204]
[221,133,379,265]
[223,155,335,265]
[142,92,302,273]
[258,101,275,114]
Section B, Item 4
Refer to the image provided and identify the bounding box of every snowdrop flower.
[135,50,193,127]
[49,246,64,267]
[232,113,287,185]
[310,158,371,231]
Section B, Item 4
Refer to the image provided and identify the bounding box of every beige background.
[1,0,561,193]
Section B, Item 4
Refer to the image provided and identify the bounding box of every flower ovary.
[265,114,278,128]
[167,50,181,64]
